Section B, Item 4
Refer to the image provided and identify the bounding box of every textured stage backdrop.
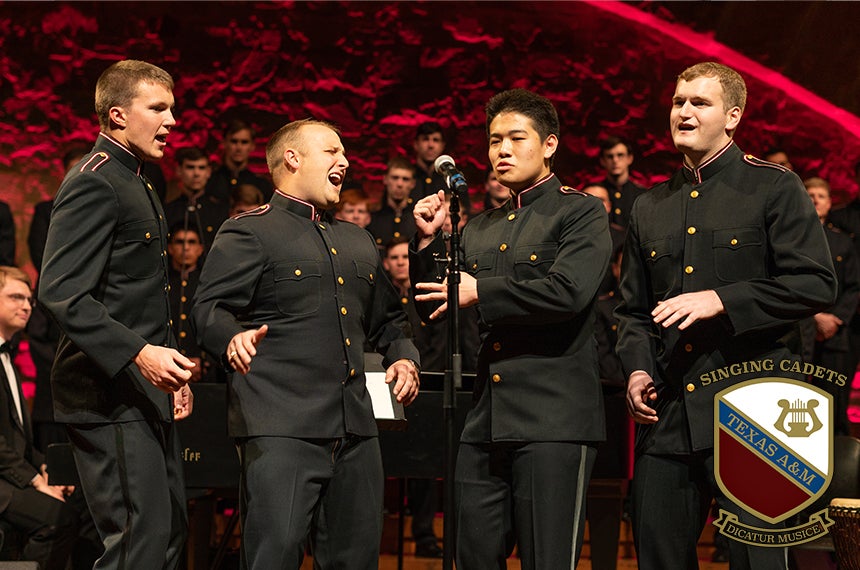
[1,1,859,276]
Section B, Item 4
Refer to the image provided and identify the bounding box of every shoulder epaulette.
[742,154,788,172]
[559,185,587,196]
[233,203,271,219]
[79,152,110,173]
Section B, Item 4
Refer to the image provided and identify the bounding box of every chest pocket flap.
[465,252,495,275]
[514,243,556,267]
[713,227,766,282]
[273,260,322,316]
[117,219,161,279]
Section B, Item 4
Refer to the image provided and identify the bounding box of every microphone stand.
[442,183,463,570]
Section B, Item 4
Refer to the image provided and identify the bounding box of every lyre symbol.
[774,399,823,437]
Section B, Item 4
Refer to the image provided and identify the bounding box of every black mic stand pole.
[442,184,463,570]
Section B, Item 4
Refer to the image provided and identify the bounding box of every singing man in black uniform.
[191,118,420,570]
[39,60,194,570]
[411,89,611,569]
[615,62,836,570]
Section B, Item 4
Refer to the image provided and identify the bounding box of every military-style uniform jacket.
[394,283,480,373]
[615,142,837,453]
[206,164,273,204]
[367,202,417,251]
[39,133,175,423]
[411,174,611,443]
[595,292,624,388]
[600,177,646,228]
[169,266,202,358]
[814,226,860,354]
[827,199,860,255]
[164,192,229,254]
[191,191,419,439]
[412,167,472,213]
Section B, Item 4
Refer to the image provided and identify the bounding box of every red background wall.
[1,0,859,278]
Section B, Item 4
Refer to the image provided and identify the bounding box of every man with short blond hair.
[193,118,420,569]
[40,59,193,570]
[616,61,835,570]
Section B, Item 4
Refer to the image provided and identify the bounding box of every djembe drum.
[830,498,860,570]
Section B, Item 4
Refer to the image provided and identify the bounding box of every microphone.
[433,155,469,195]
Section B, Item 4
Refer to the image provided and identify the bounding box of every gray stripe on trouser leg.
[570,444,588,570]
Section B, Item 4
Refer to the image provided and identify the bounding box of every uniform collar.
[601,176,628,191]
[681,141,739,185]
[95,132,145,176]
[272,189,319,220]
[512,173,557,209]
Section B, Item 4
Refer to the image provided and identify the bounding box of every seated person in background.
[165,146,229,255]
[0,266,79,569]
[803,176,860,435]
[335,187,372,229]
[368,157,418,251]
[206,119,274,203]
[229,183,265,217]
[167,225,216,383]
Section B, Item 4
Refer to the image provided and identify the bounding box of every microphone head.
[434,154,456,175]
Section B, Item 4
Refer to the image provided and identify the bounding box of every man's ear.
[725,106,742,133]
[285,148,300,171]
[543,134,559,160]
[108,105,127,129]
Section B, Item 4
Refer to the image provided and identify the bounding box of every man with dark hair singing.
[411,88,611,568]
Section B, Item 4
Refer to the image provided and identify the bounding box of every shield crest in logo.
[714,378,833,524]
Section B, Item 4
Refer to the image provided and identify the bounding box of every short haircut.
[224,119,255,139]
[62,145,90,171]
[384,236,411,255]
[764,147,786,158]
[677,62,747,113]
[599,135,632,156]
[336,188,370,212]
[415,121,444,140]
[0,266,31,289]
[231,184,265,208]
[175,146,209,166]
[803,177,831,196]
[386,156,415,175]
[95,60,174,131]
[485,89,560,143]
[266,119,339,174]
[168,224,202,242]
